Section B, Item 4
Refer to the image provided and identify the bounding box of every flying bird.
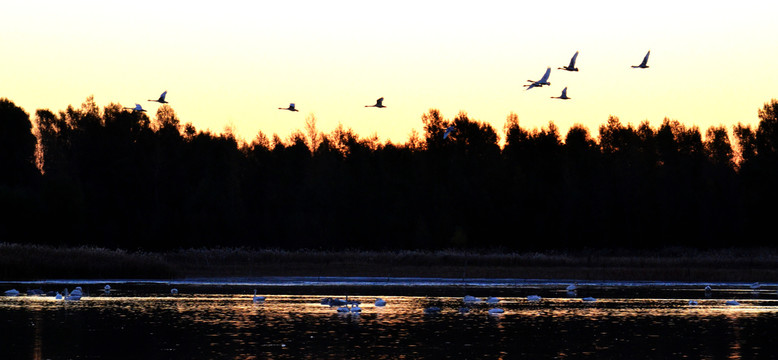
[524,67,551,90]
[124,103,147,112]
[148,91,168,104]
[279,103,299,112]
[632,50,650,68]
[365,97,386,108]
[551,87,571,100]
[558,51,579,71]
[443,125,455,139]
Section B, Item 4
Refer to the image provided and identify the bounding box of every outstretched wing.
[561,87,567,97]
[568,51,579,68]
[159,91,167,101]
[376,97,383,106]
[539,67,551,82]
[640,51,650,67]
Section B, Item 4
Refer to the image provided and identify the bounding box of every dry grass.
[3,243,778,282]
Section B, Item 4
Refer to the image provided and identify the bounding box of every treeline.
[2,96,778,251]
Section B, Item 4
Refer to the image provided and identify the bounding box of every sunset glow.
[4,1,776,143]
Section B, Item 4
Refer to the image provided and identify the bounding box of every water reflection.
[2,290,778,358]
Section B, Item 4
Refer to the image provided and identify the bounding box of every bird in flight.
[524,67,551,90]
[365,97,386,108]
[443,125,455,139]
[124,103,146,112]
[558,51,579,72]
[148,91,168,104]
[632,50,650,68]
[551,87,571,100]
[279,103,299,112]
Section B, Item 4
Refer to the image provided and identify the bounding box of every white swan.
[527,295,542,302]
[558,51,579,71]
[688,300,698,306]
[566,284,578,291]
[148,91,168,104]
[488,308,504,314]
[374,298,387,306]
[486,297,500,304]
[463,295,481,303]
[726,300,740,306]
[253,289,266,303]
[65,288,82,301]
[631,50,650,68]
[551,87,571,100]
[278,103,299,112]
[750,282,761,289]
[123,103,146,112]
[524,67,551,90]
[55,292,63,300]
[4,289,20,296]
[443,125,455,139]
[170,288,179,295]
[424,306,441,314]
[365,97,386,108]
[582,297,597,302]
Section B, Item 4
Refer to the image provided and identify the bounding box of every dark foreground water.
[2,279,778,359]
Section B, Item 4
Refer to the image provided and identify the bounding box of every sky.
[3,1,777,145]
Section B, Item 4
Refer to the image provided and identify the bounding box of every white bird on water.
[365,97,386,108]
[631,50,650,69]
[4,289,20,296]
[558,51,579,71]
[375,298,387,306]
[524,67,551,90]
[148,91,169,104]
[253,289,266,303]
[527,295,542,302]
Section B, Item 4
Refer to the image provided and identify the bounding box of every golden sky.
[3,1,777,144]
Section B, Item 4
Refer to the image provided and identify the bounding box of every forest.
[1,96,777,251]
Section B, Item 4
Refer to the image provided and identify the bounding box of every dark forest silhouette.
[2,96,778,251]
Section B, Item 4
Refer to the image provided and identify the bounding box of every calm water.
[2,280,778,359]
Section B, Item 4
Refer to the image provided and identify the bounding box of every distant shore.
[2,243,778,282]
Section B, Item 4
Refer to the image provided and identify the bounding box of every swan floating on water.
[170,288,179,295]
[488,308,505,314]
[566,284,578,291]
[374,298,387,306]
[4,289,20,297]
[463,295,481,303]
[527,295,542,302]
[424,306,441,314]
[726,300,740,306]
[253,289,266,303]
[486,297,500,304]
[688,300,698,306]
[582,297,597,302]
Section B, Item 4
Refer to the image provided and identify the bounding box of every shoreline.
[3,243,778,283]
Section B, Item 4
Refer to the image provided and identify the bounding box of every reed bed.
[3,243,778,282]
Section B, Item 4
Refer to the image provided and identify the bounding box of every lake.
[2,278,778,359]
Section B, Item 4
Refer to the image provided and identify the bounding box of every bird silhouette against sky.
[278,103,298,112]
[524,67,551,90]
[365,97,386,108]
[551,87,571,100]
[443,125,455,139]
[632,50,650,68]
[558,51,579,71]
[123,103,146,112]
[148,91,168,104]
